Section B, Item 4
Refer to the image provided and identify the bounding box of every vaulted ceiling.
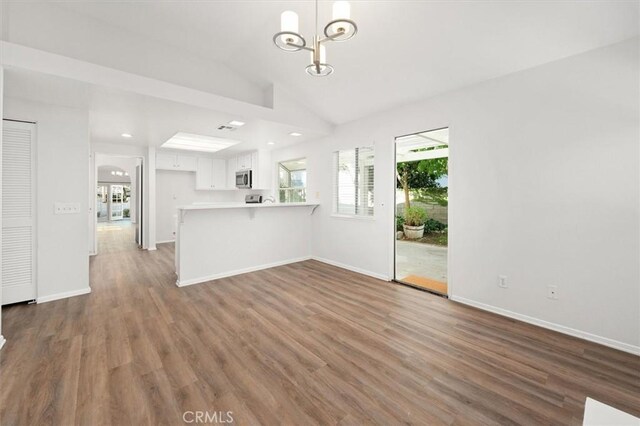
[2,1,638,126]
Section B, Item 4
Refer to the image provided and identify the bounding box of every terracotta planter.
[403,224,424,239]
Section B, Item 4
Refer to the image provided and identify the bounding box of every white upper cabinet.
[252,150,272,190]
[196,157,227,190]
[195,157,213,190]
[237,153,252,170]
[156,152,176,170]
[227,156,237,188]
[226,150,272,190]
[156,152,197,171]
[212,159,227,189]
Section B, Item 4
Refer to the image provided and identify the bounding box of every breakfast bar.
[175,202,319,286]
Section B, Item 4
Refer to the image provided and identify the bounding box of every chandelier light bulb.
[332,1,351,20]
[280,11,299,43]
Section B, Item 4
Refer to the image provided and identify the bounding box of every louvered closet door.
[2,120,36,305]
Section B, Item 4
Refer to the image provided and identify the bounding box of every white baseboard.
[451,296,640,356]
[156,239,175,245]
[147,246,157,251]
[37,287,92,304]
[0,335,5,350]
[176,256,313,287]
[311,256,390,281]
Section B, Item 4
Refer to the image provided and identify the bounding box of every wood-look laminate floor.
[1,242,639,425]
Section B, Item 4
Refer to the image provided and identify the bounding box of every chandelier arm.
[323,18,358,41]
[288,43,314,52]
[318,32,344,43]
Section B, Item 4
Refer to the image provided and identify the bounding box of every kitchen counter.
[178,202,319,211]
[174,202,320,287]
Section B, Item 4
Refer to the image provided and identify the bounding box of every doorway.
[93,157,143,255]
[394,128,449,296]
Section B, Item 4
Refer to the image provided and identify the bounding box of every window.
[333,146,374,217]
[278,158,307,203]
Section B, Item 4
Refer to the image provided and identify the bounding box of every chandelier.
[273,0,358,77]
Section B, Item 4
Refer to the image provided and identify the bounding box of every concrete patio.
[396,240,448,285]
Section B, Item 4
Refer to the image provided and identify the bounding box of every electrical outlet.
[547,285,558,300]
[498,275,508,288]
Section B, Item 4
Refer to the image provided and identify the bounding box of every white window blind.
[333,146,374,217]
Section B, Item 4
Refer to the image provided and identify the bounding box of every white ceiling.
[4,68,322,155]
[47,0,639,124]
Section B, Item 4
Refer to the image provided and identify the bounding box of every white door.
[110,185,124,220]
[2,120,37,304]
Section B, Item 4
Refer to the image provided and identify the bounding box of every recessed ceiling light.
[228,120,245,127]
[267,141,275,145]
[161,132,241,153]
[289,132,302,137]
[121,133,133,138]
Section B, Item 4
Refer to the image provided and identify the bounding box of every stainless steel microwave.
[235,170,252,188]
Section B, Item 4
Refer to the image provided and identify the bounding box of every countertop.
[177,202,319,211]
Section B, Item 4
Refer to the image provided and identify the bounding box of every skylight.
[161,132,241,153]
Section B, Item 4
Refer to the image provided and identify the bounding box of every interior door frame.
[392,126,452,298]
[91,153,145,255]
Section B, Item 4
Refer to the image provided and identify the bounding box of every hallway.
[97,220,138,254]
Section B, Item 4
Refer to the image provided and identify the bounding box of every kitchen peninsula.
[175,202,319,286]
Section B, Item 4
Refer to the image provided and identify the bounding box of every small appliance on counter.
[235,170,252,188]
[245,194,262,204]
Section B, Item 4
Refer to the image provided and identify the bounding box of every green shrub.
[404,206,427,226]
[424,218,447,233]
[436,233,448,246]
[123,208,130,218]
[396,215,405,231]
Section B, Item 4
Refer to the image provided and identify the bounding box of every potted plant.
[403,206,427,239]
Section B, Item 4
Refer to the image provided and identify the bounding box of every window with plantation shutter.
[333,146,374,217]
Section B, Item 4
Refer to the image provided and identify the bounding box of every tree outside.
[396,154,448,246]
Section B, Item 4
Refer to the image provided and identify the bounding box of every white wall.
[274,38,640,353]
[4,97,90,302]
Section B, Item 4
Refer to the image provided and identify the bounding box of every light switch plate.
[55,202,81,215]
